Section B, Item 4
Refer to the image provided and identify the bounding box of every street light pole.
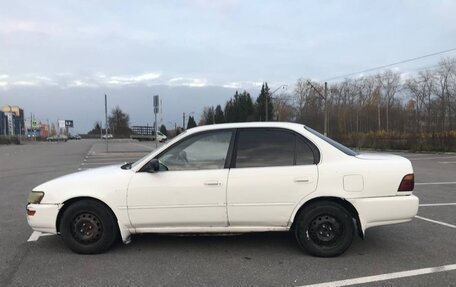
[265,85,287,121]
[104,94,108,152]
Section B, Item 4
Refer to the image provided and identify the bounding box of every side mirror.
[146,159,160,173]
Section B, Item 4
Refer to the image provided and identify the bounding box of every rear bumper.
[26,203,60,234]
[348,195,419,233]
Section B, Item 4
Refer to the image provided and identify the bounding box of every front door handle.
[204,180,221,186]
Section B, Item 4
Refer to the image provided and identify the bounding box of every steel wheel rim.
[308,214,343,246]
[70,212,103,244]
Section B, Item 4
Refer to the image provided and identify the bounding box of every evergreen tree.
[159,124,168,136]
[204,106,215,125]
[88,121,102,135]
[224,90,255,122]
[214,105,225,123]
[255,82,273,121]
[187,116,197,129]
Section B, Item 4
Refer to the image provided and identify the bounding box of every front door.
[127,130,234,230]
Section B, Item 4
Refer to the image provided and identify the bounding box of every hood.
[32,164,134,204]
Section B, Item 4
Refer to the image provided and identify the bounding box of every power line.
[325,47,456,82]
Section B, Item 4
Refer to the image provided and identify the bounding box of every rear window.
[305,126,357,156]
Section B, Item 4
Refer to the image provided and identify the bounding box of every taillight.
[398,174,414,191]
[26,208,36,216]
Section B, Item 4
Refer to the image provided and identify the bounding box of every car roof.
[185,122,306,134]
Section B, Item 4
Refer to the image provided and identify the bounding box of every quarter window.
[296,137,315,165]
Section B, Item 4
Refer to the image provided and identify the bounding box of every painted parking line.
[415,181,456,185]
[419,203,456,207]
[299,264,456,287]
[409,156,456,161]
[27,231,54,242]
[415,215,456,229]
[438,161,456,164]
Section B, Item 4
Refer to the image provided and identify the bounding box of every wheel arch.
[56,196,118,234]
[291,196,364,239]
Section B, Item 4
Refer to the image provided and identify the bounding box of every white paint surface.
[27,231,54,242]
[415,215,456,229]
[419,203,456,207]
[415,182,456,185]
[299,264,456,287]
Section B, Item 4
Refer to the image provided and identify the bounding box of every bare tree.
[293,78,312,123]
[273,93,295,121]
[377,70,401,131]
[435,58,456,131]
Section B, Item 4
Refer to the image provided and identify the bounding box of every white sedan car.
[27,122,418,256]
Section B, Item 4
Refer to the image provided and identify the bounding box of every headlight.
[28,191,45,204]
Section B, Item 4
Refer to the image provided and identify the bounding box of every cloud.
[167,77,207,87]
[12,80,38,86]
[107,72,161,86]
[68,80,97,88]
[0,19,63,35]
[222,82,241,89]
[0,72,270,90]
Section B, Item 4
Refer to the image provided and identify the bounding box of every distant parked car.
[27,122,418,256]
[69,134,81,140]
[101,134,113,139]
[156,131,167,142]
[46,135,68,142]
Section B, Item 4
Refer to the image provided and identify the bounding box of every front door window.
[159,131,233,171]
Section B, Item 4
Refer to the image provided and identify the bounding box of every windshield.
[305,126,358,156]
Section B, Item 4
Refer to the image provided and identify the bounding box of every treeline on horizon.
[199,57,456,152]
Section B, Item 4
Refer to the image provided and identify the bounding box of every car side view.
[26,122,419,257]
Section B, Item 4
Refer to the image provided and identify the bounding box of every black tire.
[59,200,118,254]
[294,201,354,257]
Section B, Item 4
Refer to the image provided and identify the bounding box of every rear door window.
[234,129,315,168]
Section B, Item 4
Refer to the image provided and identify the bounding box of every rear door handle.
[204,180,221,186]
[294,177,310,183]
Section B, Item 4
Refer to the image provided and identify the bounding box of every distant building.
[0,106,25,136]
[0,110,7,135]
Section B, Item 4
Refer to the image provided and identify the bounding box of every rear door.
[227,128,319,227]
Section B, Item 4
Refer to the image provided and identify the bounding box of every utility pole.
[153,95,159,149]
[324,82,328,136]
[104,94,108,152]
[266,85,287,121]
[307,80,328,136]
[183,112,186,130]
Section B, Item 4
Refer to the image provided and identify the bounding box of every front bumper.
[26,203,61,234]
[348,195,419,233]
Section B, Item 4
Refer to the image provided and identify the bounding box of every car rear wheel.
[59,200,118,254]
[294,201,354,257]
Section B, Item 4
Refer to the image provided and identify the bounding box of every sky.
[1,0,456,133]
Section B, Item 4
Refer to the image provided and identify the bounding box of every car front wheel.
[59,200,118,254]
[294,201,354,257]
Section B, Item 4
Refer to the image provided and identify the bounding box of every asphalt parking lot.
[0,139,455,286]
